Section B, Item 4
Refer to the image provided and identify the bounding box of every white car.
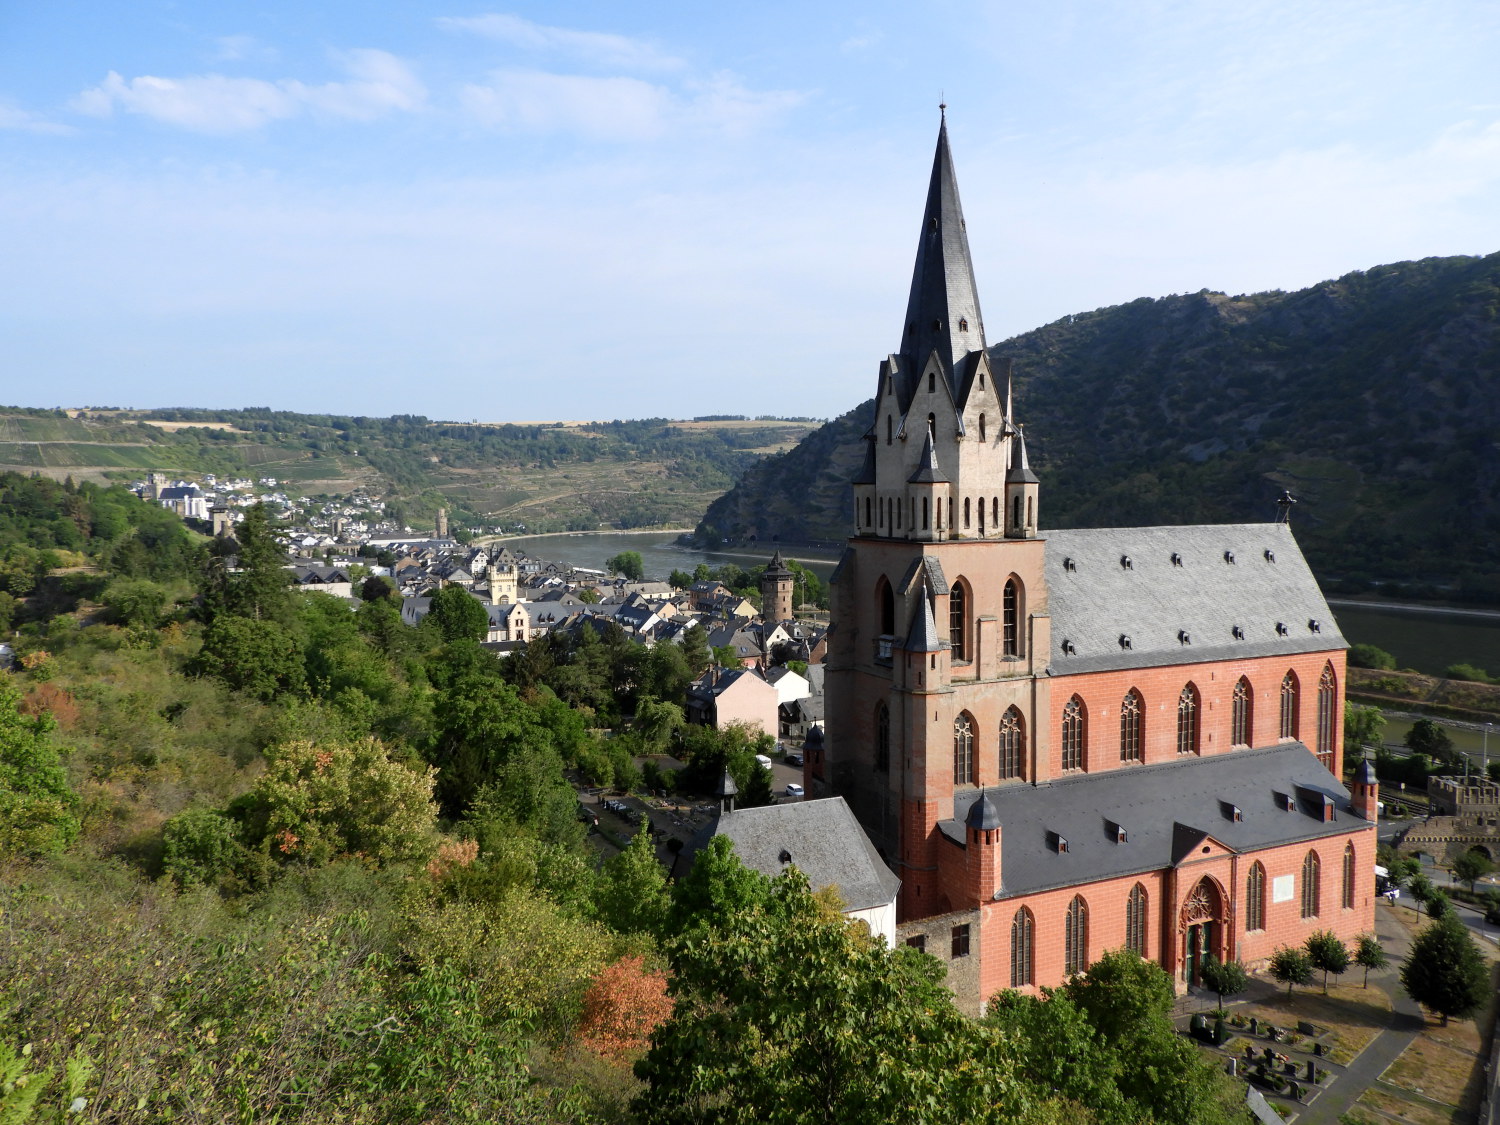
[785,783,805,798]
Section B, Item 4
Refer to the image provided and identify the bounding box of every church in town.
[805,113,1377,1006]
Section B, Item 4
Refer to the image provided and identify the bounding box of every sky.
[3,1,1499,422]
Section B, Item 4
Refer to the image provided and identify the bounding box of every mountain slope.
[693,252,1500,598]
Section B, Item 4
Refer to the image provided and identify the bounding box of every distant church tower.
[761,549,795,623]
[435,507,449,539]
[825,110,1050,918]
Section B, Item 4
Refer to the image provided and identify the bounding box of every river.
[493,533,1500,680]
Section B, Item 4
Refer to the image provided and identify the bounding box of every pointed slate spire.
[904,584,948,652]
[908,430,950,483]
[898,111,987,409]
[966,791,1002,831]
[1006,424,1039,484]
[851,438,877,485]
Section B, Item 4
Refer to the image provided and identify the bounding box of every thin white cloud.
[460,69,802,140]
[71,49,425,133]
[213,35,272,62]
[0,102,72,134]
[439,13,684,72]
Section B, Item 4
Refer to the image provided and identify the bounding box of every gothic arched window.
[1281,672,1300,740]
[1120,689,1144,763]
[1125,884,1148,954]
[1064,895,1089,976]
[877,578,894,637]
[875,703,890,772]
[1301,850,1321,919]
[1317,664,1337,770]
[949,581,968,662]
[978,413,986,442]
[1231,677,1253,747]
[953,712,975,786]
[1177,683,1200,756]
[1010,907,1034,987]
[1343,842,1356,910]
[998,706,1024,780]
[1061,696,1085,772]
[1002,578,1020,657]
[1247,862,1266,931]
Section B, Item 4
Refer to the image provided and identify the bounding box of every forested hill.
[694,251,1500,600]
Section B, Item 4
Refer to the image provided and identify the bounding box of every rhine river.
[490,532,1500,683]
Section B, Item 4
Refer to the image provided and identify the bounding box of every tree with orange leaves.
[577,955,672,1058]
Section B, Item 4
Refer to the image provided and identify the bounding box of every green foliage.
[1408,871,1435,904]
[1349,644,1397,670]
[740,762,776,809]
[1344,703,1386,751]
[161,807,241,885]
[1355,934,1388,986]
[1269,946,1314,996]
[1402,910,1491,1024]
[1445,662,1494,684]
[101,577,174,629]
[193,614,305,700]
[247,737,437,866]
[1303,930,1351,992]
[679,623,709,675]
[605,551,645,582]
[1426,888,1452,918]
[595,827,670,936]
[1453,848,1494,890]
[1063,950,1239,1125]
[0,681,80,857]
[1198,955,1250,1011]
[984,990,1132,1124]
[1405,718,1456,760]
[668,568,692,590]
[427,585,491,643]
[202,502,293,625]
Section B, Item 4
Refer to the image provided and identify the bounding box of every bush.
[1444,663,1493,684]
[1349,644,1397,670]
[162,807,241,885]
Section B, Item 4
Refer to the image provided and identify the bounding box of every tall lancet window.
[1002,579,1019,657]
[998,706,1024,779]
[1280,672,1299,740]
[1317,664,1337,770]
[949,582,968,662]
[1231,677,1253,747]
[953,712,975,786]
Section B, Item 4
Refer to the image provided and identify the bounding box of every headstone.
[1297,1019,1317,1036]
[1305,1060,1316,1082]
[1289,1081,1302,1101]
[1263,1046,1276,1062]
[1313,1041,1324,1056]
[1249,1017,1260,1035]
[1227,1059,1238,1078]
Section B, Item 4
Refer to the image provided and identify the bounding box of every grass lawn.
[1382,1037,1484,1116]
[1349,1083,1469,1125]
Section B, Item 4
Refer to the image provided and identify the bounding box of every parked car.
[785,783,805,798]
[785,752,804,767]
[755,754,774,770]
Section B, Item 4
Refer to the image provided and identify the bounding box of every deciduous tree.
[1402,911,1490,1025]
[1269,947,1314,997]
[1304,930,1350,993]
[0,681,80,856]
[1199,955,1249,1011]
[427,585,490,643]
[1355,934,1388,987]
[1453,849,1493,891]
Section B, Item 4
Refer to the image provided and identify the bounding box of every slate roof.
[907,432,949,483]
[693,797,901,912]
[948,743,1369,899]
[1044,523,1345,676]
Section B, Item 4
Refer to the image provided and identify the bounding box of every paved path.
[1292,903,1425,1125]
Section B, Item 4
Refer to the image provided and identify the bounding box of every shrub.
[1444,662,1493,684]
[162,807,241,885]
[1349,644,1397,670]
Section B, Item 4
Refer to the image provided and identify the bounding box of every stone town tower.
[761,549,796,623]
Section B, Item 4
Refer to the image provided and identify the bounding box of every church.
[808,113,1377,1006]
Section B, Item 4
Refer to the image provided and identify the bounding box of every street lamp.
[1485,723,1493,782]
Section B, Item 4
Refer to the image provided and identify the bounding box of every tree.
[0,680,80,856]
[249,736,437,866]
[668,569,692,590]
[578,955,673,1058]
[605,551,645,582]
[595,826,671,936]
[1348,643,1397,670]
[1198,955,1249,1012]
[984,990,1133,1125]
[1355,934,1388,987]
[1304,931,1350,993]
[428,585,491,642]
[740,762,777,809]
[1402,911,1490,1025]
[102,577,171,629]
[1269,946,1314,996]
[162,807,240,885]
[1388,854,1422,889]
[575,586,601,604]
[1426,888,1452,918]
[1063,950,1237,1125]
[1406,718,1455,762]
[1409,871,1435,905]
[1344,703,1386,752]
[680,623,710,675]
[360,574,394,601]
[214,501,293,625]
[193,615,305,701]
[1453,848,1494,891]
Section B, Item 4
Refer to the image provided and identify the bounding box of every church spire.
[898,112,986,408]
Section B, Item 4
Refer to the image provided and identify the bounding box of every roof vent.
[959,317,968,331]
[1232,625,1245,640]
[1063,557,1077,572]
[1276,621,1289,636]
[1171,552,1183,567]
[1308,618,1322,633]
[1107,820,1128,844]
[778,848,792,864]
[1275,791,1295,812]
[1223,550,1236,564]
[1178,630,1191,645]
[1048,831,1069,854]
[1118,634,1133,650]
[1220,800,1244,822]
[1264,549,1276,563]
[1120,555,1133,570]
[1061,638,1076,655]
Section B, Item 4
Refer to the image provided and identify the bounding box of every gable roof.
[1044,523,1345,676]
[949,743,1368,899]
[700,797,900,913]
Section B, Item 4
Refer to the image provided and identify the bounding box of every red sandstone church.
[807,114,1377,1004]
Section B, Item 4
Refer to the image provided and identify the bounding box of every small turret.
[1004,425,1039,539]
[965,791,1003,903]
[717,768,739,816]
[1352,752,1379,822]
[907,432,950,542]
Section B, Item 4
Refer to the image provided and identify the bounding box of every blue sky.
[3,1,1498,421]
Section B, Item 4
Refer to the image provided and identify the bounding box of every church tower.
[826,111,1051,919]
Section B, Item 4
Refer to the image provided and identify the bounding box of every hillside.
[0,409,820,534]
[694,252,1500,599]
